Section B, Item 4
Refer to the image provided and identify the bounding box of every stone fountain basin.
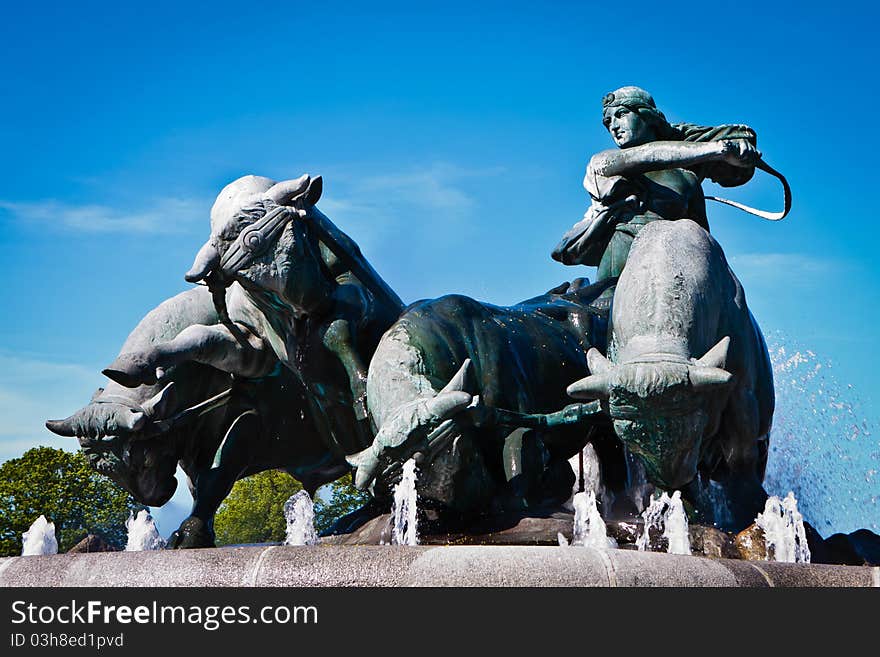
[1,545,877,587]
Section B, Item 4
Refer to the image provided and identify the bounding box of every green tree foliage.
[214,470,371,545]
[0,446,141,556]
[214,469,302,545]
[314,473,371,534]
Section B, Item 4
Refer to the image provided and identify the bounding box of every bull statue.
[48,162,775,541]
[567,219,774,531]
[46,286,352,548]
[49,173,404,546]
[51,171,653,539]
[347,281,625,519]
[99,174,404,465]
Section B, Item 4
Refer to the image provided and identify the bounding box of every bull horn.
[264,175,310,206]
[141,382,177,420]
[185,241,220,283]
[427,360,475,419]
[303,175,323,206]
[122,410,148,432]
[45,406,147,437]
[347,447,380,490]
[688,366,734,390]
[426,391,473,420]
[439,358,473,395]
[586,347,614,375]
[45,417,76,437]
[566,373,612,400]
[696,336,731,369]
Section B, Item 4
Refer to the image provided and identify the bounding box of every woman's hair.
[601,86,757,185]
[602,86,678,140]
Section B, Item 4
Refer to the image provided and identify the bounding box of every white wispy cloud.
[352,163,502,211]
[0,352,195,532]
[0,354,102,462]
[729,252,839,276]
[314,162,505,253]
[728,252,852,292]
[0,197,207,234]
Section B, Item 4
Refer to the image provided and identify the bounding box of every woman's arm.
[590,139,760,178]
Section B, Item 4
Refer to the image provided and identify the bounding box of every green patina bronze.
[553,85,784,286]
[46,87,785,542]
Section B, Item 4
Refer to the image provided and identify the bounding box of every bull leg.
[501,428,565,510]
[321,319,370,422]
[351,348,474,491]
[703,389,769,532]
[104,322,275,388]
[166,411,259,549]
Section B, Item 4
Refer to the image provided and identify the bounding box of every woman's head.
[602,86,673,147]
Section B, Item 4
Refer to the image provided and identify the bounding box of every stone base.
[1,545,877,587]
[324,512,880,565]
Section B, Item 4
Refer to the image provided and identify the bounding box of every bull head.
[567,337,734,489]
[46,383,182,506]
[184,174,326,319]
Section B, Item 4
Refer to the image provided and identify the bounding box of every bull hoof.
[165,517,215,549]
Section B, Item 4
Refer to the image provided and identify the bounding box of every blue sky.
[1,1,877,534]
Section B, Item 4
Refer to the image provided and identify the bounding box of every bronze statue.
[553,86,788,300]
[567,219,775,530]
[46,87,790,543]
[553,87,786,529]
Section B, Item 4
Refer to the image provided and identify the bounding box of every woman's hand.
[720,139,762,167]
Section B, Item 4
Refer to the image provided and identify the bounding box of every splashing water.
[21,515,58,556]
[756,492,811,563]
[571,491,617,549]
[392,459,419,546]
[702,475,735,529]
[637,491,691,555]
[663,492,691,555]
[637,497,664,552]
[623,447,653,514]
[283,490,318,546]
[566,443,610,510]
[125,510,166,551]
[764,335,879,534]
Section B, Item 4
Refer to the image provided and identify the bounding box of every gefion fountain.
[7,86,876,587]
[20,515,58,557]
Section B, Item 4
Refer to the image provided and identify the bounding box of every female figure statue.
[552,86,762,289]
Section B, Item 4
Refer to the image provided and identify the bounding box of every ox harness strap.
[207,203,402,325]
[477,400,604,429]
[95,395,149,415]
[199,206,302,326]
[156,387,234,432]
[94,388,234,437]
[220,206,300,275]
